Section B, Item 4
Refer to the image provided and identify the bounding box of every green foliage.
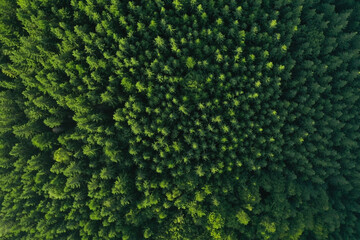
[186,57,196,69]
[0,0,359,239]
[236,210,250,225]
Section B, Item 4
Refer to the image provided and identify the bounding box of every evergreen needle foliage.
[0,0,359,239]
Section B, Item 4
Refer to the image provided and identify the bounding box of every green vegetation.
[0,0,359,239]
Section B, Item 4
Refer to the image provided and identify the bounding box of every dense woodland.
[0,0,359,239]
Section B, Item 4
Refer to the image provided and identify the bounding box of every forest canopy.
[0,0,359,239]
